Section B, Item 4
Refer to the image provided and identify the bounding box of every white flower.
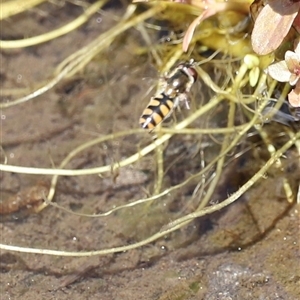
[267,40,300,107]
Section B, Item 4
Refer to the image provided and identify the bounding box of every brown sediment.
[0,182,49,215]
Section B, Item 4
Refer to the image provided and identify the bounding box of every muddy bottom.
[1,2,300,300]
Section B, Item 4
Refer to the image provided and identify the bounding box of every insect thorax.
[165,70,191,96]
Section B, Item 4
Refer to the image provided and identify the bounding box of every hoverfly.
[139,60,198,131]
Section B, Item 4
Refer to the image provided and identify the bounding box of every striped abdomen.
[139,93,175,130]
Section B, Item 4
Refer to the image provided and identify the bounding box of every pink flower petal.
[288,89,300,107]
[266,61,291,82]
[182,10,213,52]
[285,51,300,71]
[251,1,299,55]
[285,50,300,60]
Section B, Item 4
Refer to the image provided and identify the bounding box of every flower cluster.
[267,39,300,108]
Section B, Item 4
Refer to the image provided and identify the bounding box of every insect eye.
[188,67,198,81]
